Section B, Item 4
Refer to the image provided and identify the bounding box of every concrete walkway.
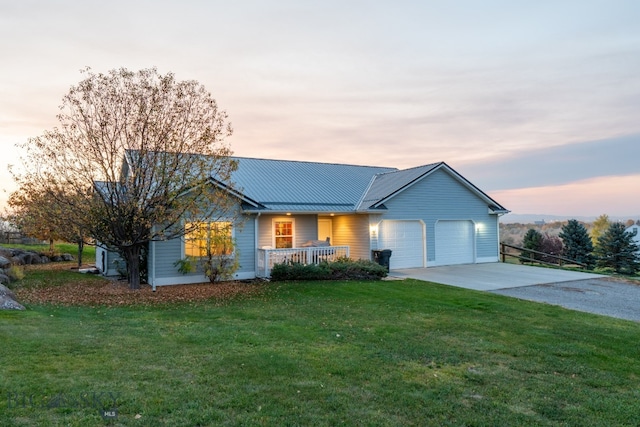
[390,263,605,291]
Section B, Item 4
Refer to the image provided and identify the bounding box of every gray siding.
[382,168,499,263]
[235,214,255,275]
[331,215,371,260]
[152,237,182,278]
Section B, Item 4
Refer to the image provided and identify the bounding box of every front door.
[318,218,333,244]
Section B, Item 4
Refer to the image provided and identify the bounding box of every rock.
[17,252,40,265]
[0,284,16,300]
[61,253,74,262]
[0,294,25,310]
[0,256,10,269]
[0,273,10,285]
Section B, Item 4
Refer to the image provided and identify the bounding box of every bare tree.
[14,67,238,289]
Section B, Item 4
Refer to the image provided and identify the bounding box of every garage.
[435,220,475,266]
[378,220,425,269]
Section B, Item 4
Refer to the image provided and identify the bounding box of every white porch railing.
[257,246,350,278]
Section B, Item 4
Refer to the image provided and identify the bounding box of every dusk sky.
[1,1,639,218]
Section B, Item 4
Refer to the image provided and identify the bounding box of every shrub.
[539,234,563,264]
[270,258,387,281]
[7,265,25,281]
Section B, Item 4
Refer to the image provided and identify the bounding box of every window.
[185,221,233,257]
[274,220,294,248]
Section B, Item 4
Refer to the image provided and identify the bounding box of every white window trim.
[272,217,296,249]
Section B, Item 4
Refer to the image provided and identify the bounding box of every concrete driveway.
[390,263,605,291]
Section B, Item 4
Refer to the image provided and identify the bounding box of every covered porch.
[256,245,350,278]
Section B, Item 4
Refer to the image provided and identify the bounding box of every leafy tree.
[6,182,88,265]
[13,67,238,289]
[594,222,640,275]
[539,233,563,264]
[590,214,610,246]
[520,228,543,263]
[559,219,595,269]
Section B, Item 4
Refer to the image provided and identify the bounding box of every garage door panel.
[435,220,474,266]
[379,221,424,269]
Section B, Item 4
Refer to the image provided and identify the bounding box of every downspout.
[255,212,261,278]
[151,228,157,292]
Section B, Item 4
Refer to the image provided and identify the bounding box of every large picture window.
[185,221,233,257]
[274,220,294,248]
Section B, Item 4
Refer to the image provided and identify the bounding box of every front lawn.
[1,268,639,426]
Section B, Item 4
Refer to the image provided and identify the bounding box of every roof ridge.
[232,156,397,170]
[373,161,442,177]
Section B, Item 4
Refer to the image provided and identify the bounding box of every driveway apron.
[390,263,605,291]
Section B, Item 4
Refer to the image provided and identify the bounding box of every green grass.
[2,272,640,425]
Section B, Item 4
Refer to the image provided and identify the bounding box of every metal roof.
[118,151,507,214]
[222,157,508,214]
[228,157,396,212]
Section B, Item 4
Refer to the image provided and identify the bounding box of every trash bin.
[372,249,392,271]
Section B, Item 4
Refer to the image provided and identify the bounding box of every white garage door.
[378,220,425,269]
[435,220,475,266]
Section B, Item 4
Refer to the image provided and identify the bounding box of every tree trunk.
[77,240,84,267]
[122,245,142,290]
[49,238,54,255]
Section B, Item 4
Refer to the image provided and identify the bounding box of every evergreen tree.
[559,219,595,269]
[520,228,543,263]
[594,222,640,275]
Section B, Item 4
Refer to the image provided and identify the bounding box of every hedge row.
[270,258,388,281]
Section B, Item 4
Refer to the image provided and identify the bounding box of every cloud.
[455,134,640,191]
[492,174,640,217]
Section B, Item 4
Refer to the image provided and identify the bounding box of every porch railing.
[257,246,350,278]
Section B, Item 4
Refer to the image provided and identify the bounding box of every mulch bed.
[16,275,269,307]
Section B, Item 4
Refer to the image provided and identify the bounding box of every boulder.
[0,284,16,300]
[17,252,39,265]
[0,294,25,310]
[0,273,10,285]
[61,253,74,262]
[0,255,10,269]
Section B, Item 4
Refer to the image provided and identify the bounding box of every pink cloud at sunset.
[492,174,640,218]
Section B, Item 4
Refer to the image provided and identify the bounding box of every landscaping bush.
[270,257,387,281]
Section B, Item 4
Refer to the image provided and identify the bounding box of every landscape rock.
[0,284,17,300]
[0,294,25,310]
[0,256,10,269]
[18,252,42,265]
[61,253,74,262]
[0,274,10,285]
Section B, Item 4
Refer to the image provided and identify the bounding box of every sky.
[1,0,639,218]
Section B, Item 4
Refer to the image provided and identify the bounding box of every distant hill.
[500,213,640,224]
